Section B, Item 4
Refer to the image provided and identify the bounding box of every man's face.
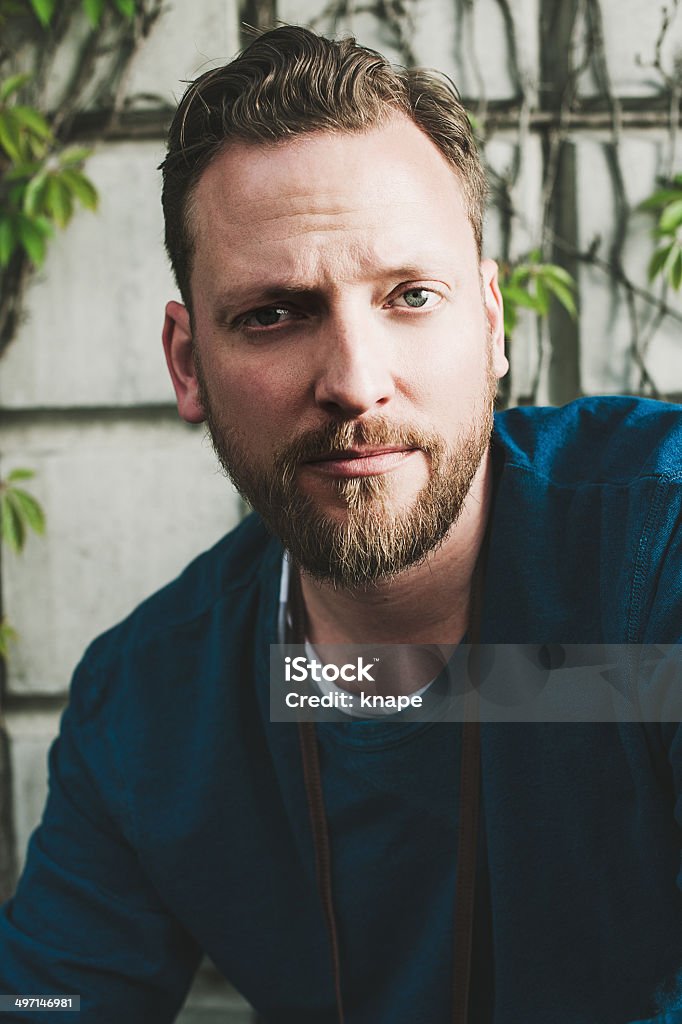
[163,115,508,588]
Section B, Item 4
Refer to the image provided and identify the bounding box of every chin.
[308,485,421,523]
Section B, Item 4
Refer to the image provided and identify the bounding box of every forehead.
[188,116,477,295]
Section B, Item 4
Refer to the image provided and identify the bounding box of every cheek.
[208,355,304,450]
[416,330,490,414]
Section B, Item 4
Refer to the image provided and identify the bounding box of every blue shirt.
[1,396,681,1023]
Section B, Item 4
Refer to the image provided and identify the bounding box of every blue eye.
[404,289,429,308]
[392,288,440,310]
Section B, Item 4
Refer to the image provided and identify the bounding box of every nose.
[313,310,396,418]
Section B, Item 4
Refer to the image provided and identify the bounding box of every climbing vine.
[0,0,164,661]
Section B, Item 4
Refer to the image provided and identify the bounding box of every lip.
[302,447,419,478]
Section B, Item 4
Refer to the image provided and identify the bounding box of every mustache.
[273,418,440,470]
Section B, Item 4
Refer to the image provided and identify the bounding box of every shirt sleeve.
[0,658,202,1023]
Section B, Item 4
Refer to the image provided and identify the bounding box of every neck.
[298,451,493,644]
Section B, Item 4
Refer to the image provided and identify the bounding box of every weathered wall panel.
[0,141,175,409]
[2,418,242,695]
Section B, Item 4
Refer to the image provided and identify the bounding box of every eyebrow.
[213,264,454,319]
[214,285,323,320]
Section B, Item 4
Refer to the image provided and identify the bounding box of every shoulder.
[489,397,681,640]
[493,395,682,486]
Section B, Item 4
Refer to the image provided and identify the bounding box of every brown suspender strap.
[451,526,488,1024]
[298,721,346,1024]
[292,511,490,1024]
[290,569,346,1024]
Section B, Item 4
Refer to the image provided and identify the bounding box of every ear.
[162,301,206,423]
[480,258,509,380]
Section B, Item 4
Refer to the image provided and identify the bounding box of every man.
[0,25,680,1024]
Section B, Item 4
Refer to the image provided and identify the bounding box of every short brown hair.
[160,25,486,309]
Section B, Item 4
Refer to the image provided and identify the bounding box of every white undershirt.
[278,552,436,718]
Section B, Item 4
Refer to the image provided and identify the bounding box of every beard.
[195,354,497,590]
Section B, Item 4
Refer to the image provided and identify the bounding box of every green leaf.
[12,106,52,140]
[501,283,542,312]
[32,215,54,236]
[17,215,47,265]
[538,263,575,289]
[0,618,18,660]
[659,199,682,234]
[8,183,26,207]
[30,0,56,26]
[663,241,681,276]
[647,225,675,238]
[5,160,41,181]
[508,266,531,287]
[503,303,517,338]
[58,145,91,166]
[113,0,136,16]
[544,277,577,318]
[648,243,673,281]
[0,112,23,160]
[10,488,45,535]
[639,188,682,212]
[670,248,682,290]
[22,171,48,217]
[82,0,105,25]
[45,175,74,227]
[534,278,550,316]
[1,492,25,552]
[0,217,16,266]
[60,168,98,210]
[6,468,35,481]
[0,73,31,102]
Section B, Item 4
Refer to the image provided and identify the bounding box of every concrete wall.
[1,0,681,1020]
